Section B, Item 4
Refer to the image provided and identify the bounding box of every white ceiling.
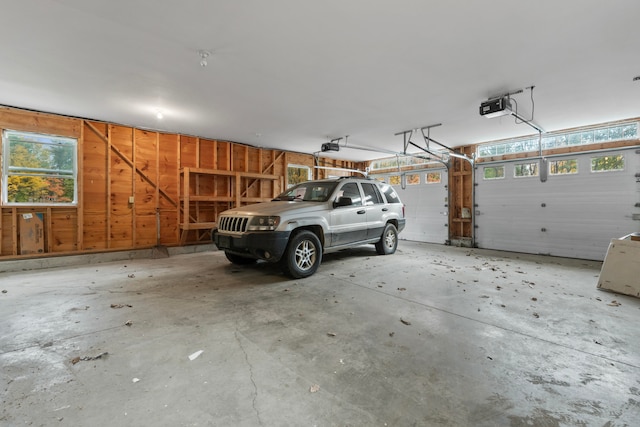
[1,1,639,161]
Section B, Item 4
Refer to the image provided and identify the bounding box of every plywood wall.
[0,106,366,258]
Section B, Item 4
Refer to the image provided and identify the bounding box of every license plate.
[218,235,231,248]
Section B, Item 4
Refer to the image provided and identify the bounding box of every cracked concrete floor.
[1,241,639,426]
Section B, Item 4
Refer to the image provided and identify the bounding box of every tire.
[225,251,257,265]
[375,223,398,255]
[281,230,322,279]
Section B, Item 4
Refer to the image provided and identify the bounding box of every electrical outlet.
[128,196,134,204]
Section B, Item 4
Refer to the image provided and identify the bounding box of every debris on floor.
[400,318,411,326]
[608,300,621,307]
[132,378,140,383]
[327,332,336,337]
[309,384,320,393]
[110,303,132,309]
[71,352,109,364]
[188,350,204,361]
[124,320,133,326]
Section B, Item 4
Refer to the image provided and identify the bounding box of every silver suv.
[212,177,406,278]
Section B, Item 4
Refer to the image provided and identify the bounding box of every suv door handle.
[382,208,388,212]
[357,210,366,214]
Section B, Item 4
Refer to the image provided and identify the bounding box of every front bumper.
[212,229,291,262]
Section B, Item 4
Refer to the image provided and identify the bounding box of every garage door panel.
[384,169,449,244]
[476,149,639,260]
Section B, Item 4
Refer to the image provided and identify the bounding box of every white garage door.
[475,148,640,260]
[376,169,449,244]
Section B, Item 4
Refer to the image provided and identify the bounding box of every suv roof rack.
[336,176,373,180]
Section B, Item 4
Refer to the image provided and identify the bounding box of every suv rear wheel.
[282,230,322,279]
[375,223,398,255]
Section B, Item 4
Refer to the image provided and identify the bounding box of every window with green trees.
[483,166,505,180]
[2,130,77,205]
[591,154,624,172]
[549,159,578,175]
[514,162,539,177]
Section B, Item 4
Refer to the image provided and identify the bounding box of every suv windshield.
[273,182,338,202]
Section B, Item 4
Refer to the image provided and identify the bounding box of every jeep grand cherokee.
[212,176,405,278]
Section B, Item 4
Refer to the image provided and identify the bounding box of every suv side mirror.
[334,196,353,208]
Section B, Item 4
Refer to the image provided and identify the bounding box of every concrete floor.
[1,241,639,426]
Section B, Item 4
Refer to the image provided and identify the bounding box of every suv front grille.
[218,216,249,233]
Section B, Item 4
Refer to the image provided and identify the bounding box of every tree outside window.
[287,164,311,188]
[2,130,77,205]
[549,159,578,175]
[483,166,505,180]
[591,155,624,172]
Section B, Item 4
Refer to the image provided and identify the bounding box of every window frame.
[482,165,505,180]
[549,159,578,176]
[406,173,421,185]
[286,164,311,188]
[361,182,384,205]
[590,154,625,173]
[425,171,441,184]
[477,122,638,158]
[2,129,78,206]
[514,162,539,178]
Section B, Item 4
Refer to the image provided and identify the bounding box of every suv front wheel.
[375,223,398,255]
[282,230,322,279]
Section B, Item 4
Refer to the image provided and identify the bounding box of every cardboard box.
[19,212,45,255]
[597,235,640,298]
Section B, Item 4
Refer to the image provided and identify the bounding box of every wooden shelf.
[179,167,281,243]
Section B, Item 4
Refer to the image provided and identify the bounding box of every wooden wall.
[0,106,365,258]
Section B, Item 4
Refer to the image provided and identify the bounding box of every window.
[2,130,77,205]
[362,183,383,205]
[369,154,441,171]
[477,122,638,158]
[339,182,362,206]
[406,174,421,185]
[514,162,539,178]
[425,171,441,184]
[591,154,624,172]
[287,164,311,188]
[483,166,505,180]
[380,183,400,204]
[549,159,578,175]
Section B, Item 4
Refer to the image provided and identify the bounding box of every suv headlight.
[247,216,280,231]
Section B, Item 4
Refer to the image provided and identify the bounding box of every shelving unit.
[179,167,281,243]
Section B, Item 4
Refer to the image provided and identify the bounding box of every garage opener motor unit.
[479,97,512,118]
[321,142,340,152]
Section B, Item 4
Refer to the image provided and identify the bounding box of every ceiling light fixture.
[198,50,211,67]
